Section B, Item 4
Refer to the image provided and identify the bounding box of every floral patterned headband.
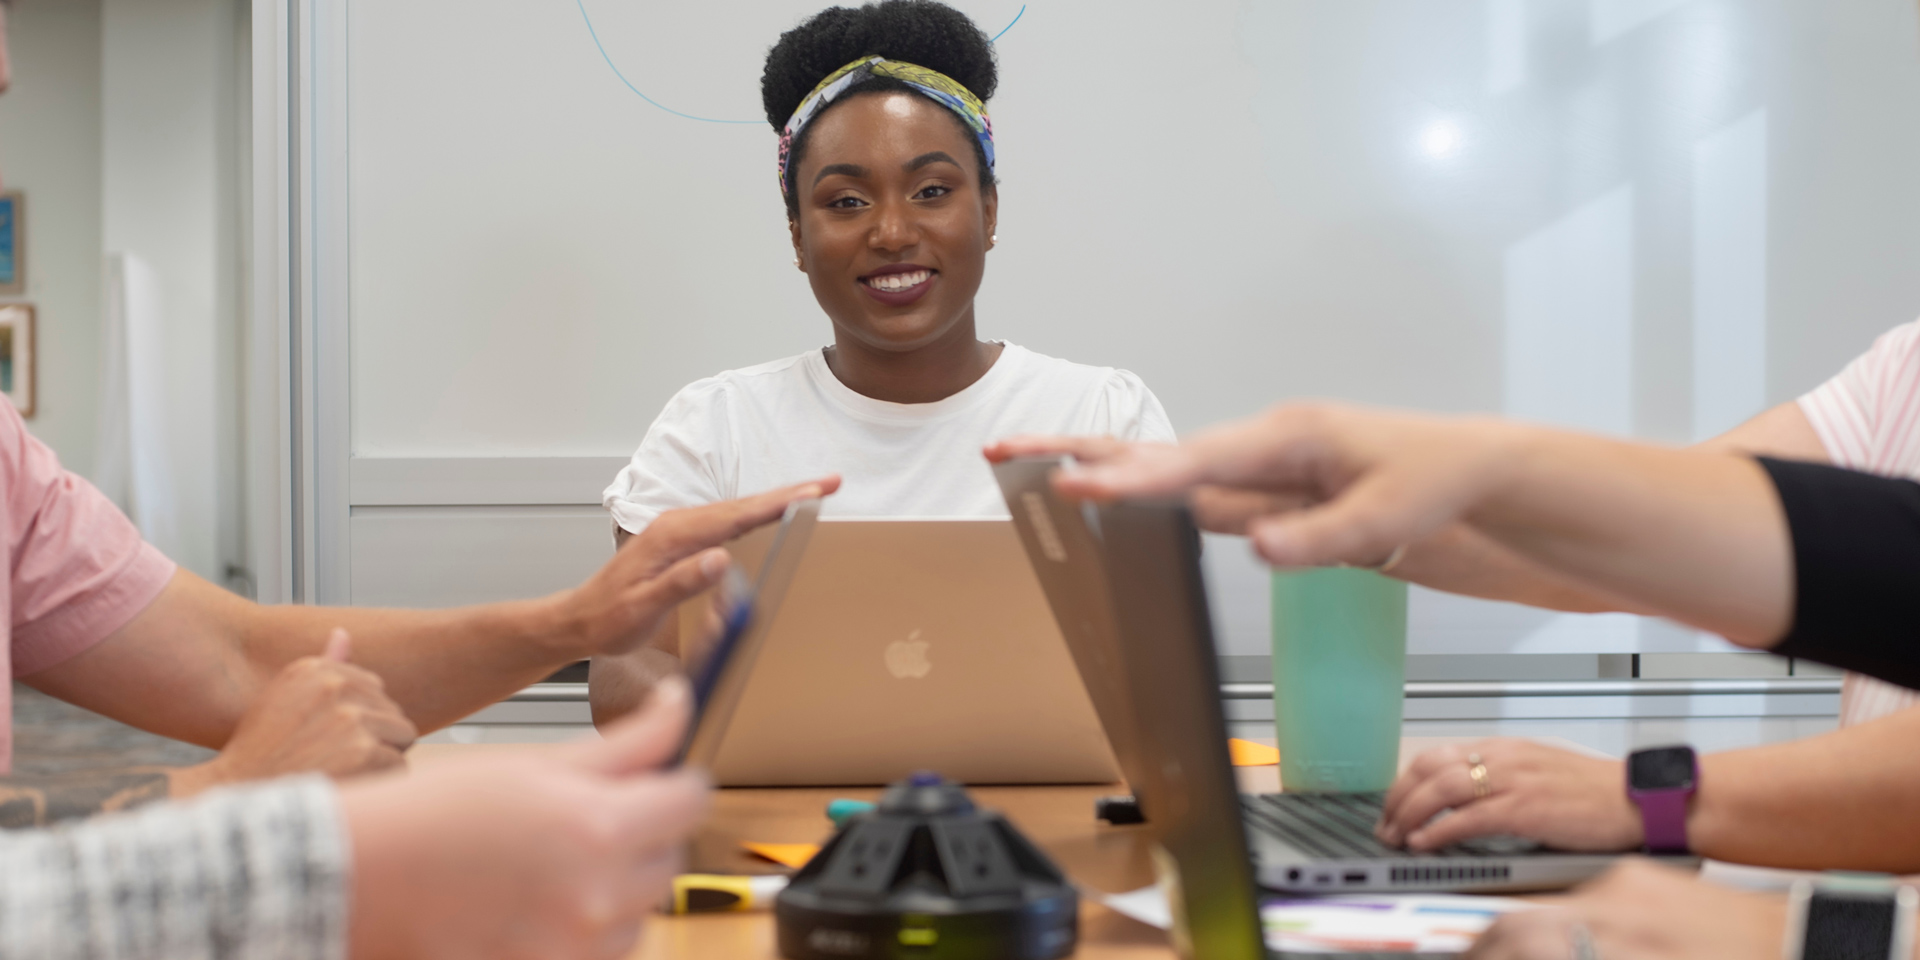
[778,56,995,195]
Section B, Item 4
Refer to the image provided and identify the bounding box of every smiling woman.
[591,0,1176,725]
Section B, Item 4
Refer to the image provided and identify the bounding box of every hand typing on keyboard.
[1375,739,1641,853]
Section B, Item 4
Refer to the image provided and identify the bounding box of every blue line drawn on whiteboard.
[989,5,1024,42]
[576,0,1027,124]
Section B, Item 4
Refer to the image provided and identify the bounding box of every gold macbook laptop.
[702,517,1121,787]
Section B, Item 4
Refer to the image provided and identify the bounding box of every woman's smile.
[860,264,938,306]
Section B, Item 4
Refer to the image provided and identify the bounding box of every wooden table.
[411,737,1558,959]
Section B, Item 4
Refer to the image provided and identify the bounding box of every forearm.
[1389,523,1655,615]
[1687,707,1920,871]
[0,775,348,960]
[1466,425,1792,645]
[239,595,574,733]
[26,572,573,747]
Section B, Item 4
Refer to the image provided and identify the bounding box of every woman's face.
[790,91,997,354]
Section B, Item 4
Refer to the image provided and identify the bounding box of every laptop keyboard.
[1245,791,1543,861]
[1240,792,1403,859]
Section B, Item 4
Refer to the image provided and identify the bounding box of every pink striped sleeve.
[1798,320,1920,471]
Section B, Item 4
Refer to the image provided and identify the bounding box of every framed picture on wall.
[0,304,37,418]
[0,193,21,296]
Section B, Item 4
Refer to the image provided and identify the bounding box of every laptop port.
[1343,871,1368,884]
[1287,868,1301,883]
[1315,874,1332,885]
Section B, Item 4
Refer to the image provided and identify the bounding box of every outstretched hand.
[343,676,712,960]
[991,405,1518,567]
[984,435,1314,537]
[559,476,840,657]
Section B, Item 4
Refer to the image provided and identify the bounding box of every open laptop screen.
[1098,501,1269,960]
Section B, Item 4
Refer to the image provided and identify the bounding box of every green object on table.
[1271,567,1408,793]
[826,798,875,826]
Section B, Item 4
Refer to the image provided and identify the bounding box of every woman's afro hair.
[761,0,997,131]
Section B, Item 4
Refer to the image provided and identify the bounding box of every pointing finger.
[1052,442,1199,501]
[984,434,1131,465]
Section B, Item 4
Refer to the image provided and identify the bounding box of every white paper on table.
[1260,894,1530,953]
[1102,887,1530,954]
[1101,885,1175,930]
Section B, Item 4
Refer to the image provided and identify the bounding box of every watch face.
[1629,746,1696,791]
[1803,893,1898,960]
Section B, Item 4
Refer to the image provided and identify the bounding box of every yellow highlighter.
[668,874,791,914]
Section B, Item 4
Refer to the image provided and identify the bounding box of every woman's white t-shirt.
[603,343,1176,533]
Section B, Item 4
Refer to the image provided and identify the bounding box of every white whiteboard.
[340,0,1920,654]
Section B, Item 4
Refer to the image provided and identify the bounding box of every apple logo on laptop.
[885,629,932,680]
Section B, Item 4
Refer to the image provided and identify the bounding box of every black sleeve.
[1758,457,1920,691]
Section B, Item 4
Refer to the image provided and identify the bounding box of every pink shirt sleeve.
[3,402,176,677]
[1797,320,1920,473]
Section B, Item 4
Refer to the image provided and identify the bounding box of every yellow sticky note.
[742,842,820,869]
[1229,738,1280,767]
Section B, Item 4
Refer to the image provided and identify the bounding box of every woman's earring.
[794,256,802,268]
[990,233,998,245]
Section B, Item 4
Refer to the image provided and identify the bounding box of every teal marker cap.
[826,799,876,826]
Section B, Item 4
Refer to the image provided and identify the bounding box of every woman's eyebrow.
[905,151,961,172]
[813,162,870,186]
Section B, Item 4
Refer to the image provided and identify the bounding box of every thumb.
[576,675,692,777]
[1247,471,1432,567]
[322,628,352,662]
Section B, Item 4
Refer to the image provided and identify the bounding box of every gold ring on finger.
[1465,752,1492,800]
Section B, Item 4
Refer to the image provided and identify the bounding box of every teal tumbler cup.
[1271,567,1408,793]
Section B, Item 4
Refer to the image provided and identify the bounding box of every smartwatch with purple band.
[1627,745,1698,853]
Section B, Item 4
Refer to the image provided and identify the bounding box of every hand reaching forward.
[991,405,1518,568]
[558,477,840,658]
[1376,739,1641,853]
[985,435,1318,537]
[1467,860,1785,960]
[173,629,416,796]
[342,676,711,960]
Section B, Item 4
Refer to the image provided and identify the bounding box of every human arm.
[3,628,414,826]
[24,478,837,751]
[0,774,350,960]
[341,677,709,960]
[0,677,709,960]
[1378,704,1920,871]
[987,400,1827,616]
[995,405,1795,645]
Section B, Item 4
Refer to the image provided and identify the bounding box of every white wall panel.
[348,504,612,608]
[1692,109,1769,440]
[1504,185,1635,436]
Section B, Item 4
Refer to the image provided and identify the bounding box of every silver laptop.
[699,515,1121,786]
[993,464,1691,896]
